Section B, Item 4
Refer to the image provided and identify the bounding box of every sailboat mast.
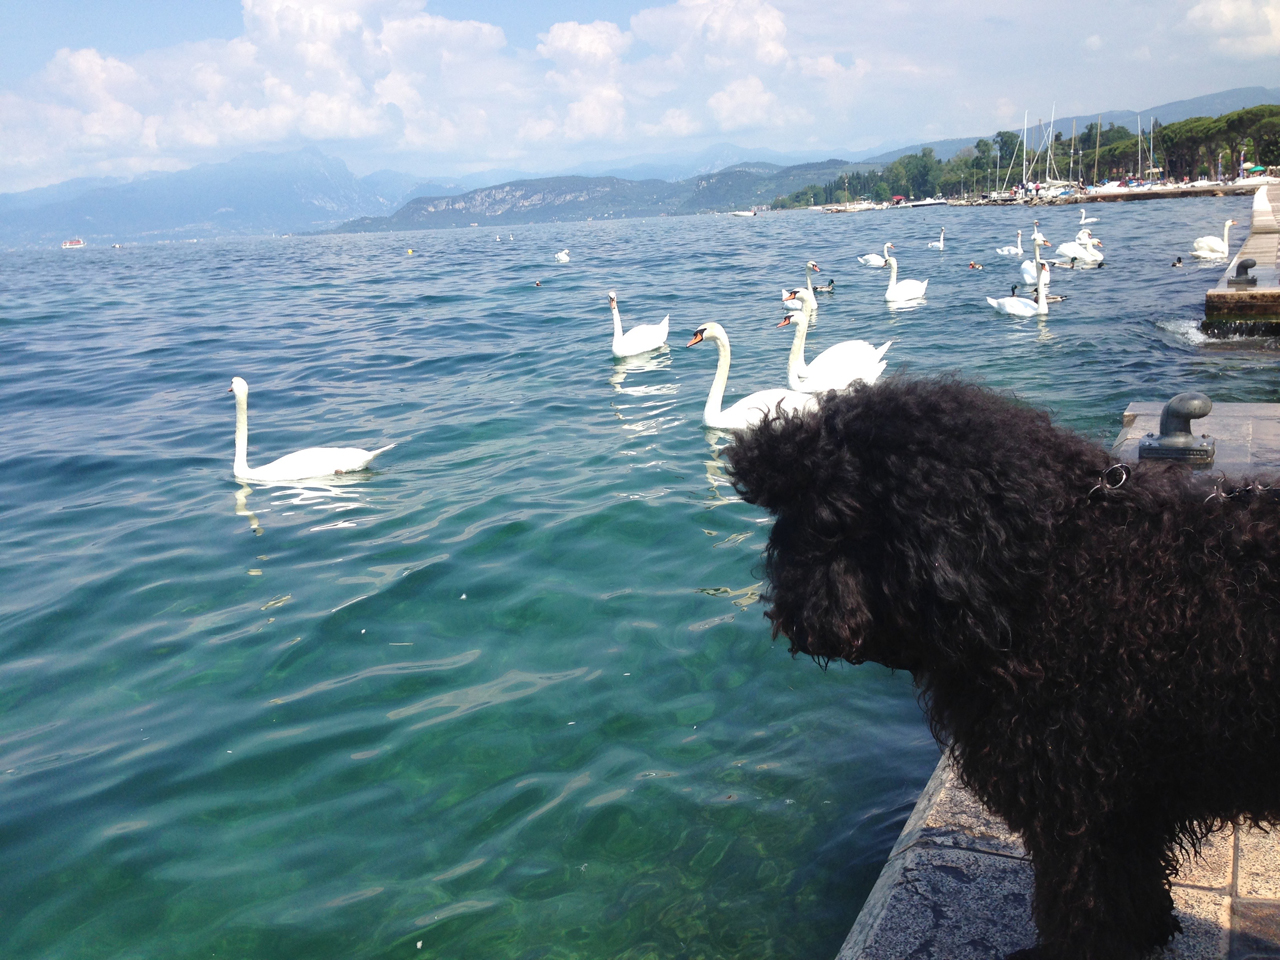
[1022,111,1028,186]
[1070,119,1077,182]
[1093,115,1101,184]
[1136,113,1142,179]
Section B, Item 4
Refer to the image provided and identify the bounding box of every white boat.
[730,210,757,217]
[906,197,948,208]
[61,238,86,249]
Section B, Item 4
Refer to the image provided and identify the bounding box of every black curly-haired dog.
[725,376,1280,960]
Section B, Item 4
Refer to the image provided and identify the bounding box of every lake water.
[0,194,1267,960]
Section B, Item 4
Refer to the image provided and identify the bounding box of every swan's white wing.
[798,339,891,391]
[712,389,816,430]
[612,316,669,357]
[240,444,394,482]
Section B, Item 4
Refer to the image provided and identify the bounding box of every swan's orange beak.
[811,264,820,272]
[777,316,792,327]
[687,331,705,347]
[228,387,233,393]
[782,290,797,301]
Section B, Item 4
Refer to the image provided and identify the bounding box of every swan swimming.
[555,249,571,263]
[777,308,891,393]
[987,252,1050,316]
[1020,237,1052,286]
[687,323,815,429]
[883,256,928,302]
[858,242,894,267]
[927,228,945,250]
[996,231,1023,256]
[1191,219,1236,259]
[609,290,669,358]
[1079,208,1099,225]
[229,377,394,483]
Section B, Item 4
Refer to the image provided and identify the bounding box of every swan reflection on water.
[701,434,741,507]
[233,477,371,534]
[608,349,673,394]
[609,351,681,436]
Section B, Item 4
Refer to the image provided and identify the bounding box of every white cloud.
[1186,0,1280,55]
[632,0,787,65]
[707,75,791,130]
[537,20,632,65]
[564,85,628,140]
[639,107,702,136]
[1085,34,1103,50]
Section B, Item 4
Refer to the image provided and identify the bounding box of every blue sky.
[1,0,1277,192]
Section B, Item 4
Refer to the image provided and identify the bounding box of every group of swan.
[610,291,669,358]
[685,263,894,429]
[1055,228,1104,265]
[780,288,891,392]
[988,240,1051,317]
[1191,219,1236,259]
[230,377,395,483]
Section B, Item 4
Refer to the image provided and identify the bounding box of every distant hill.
[334,158,880,233]
[0,148,406,245]
[856,86,1280,164]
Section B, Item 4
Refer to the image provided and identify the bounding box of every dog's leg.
[1020,824,1179,960]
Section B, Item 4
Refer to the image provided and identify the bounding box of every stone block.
[836,846,1036,960]
[1176,828,1236,892]
[1168,886,1231,960]
[1231,899,1280,959]
[1237,826,1280,901]
[890,758,1026,861]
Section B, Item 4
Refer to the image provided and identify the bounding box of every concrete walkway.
[1204,184,1280,335]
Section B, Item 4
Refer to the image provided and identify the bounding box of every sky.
[1,0,1278,192]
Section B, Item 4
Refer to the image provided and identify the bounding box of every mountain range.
[333,159,879,233]
[3,85,1278,246]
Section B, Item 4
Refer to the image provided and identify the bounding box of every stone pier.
[1203,184,1280,336]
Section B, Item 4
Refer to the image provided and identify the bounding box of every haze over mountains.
[2,86,1276,247]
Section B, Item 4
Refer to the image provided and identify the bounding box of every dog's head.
[726,377,1095,673]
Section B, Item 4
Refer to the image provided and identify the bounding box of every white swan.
[1031,220,1048,246]
[229,377,394,483]
[996,231,1023,256]
[884,256,928,302]
[777,308,891,393]
[687,323,816,429]
[1079,208,1099,225]
[1191,219,1236,259]
[555,249,570,263]
[1056,229,1103,264]
[927,228,945,250]
[805,259,821,292]
[1020,237,1053,286]
[858,242,894,267]
[987,256,1049,317]
[609,291,669,358]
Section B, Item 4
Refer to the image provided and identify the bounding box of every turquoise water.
[0,195,1268,959]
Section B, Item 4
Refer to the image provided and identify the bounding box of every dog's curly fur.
[725,376,1280,960]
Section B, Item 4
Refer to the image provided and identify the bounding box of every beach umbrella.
[1249,165,1267,172]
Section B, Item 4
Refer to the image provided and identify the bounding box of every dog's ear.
[725,410,826,513]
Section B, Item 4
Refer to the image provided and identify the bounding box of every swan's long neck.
[1224,221,1233,246]
[1016,234,1023,255]
[234,391,250,476]
[888,258,898,287]
[1035,261,1049,315]
[786,315,810,387]
[883,243,891,259]
[611,301,623,342]
[704,334,731,423]
[805,264,814,292]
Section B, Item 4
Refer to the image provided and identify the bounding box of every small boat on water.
[731,210,757,217]
[61,238,86,249]
[905,197,948,208]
